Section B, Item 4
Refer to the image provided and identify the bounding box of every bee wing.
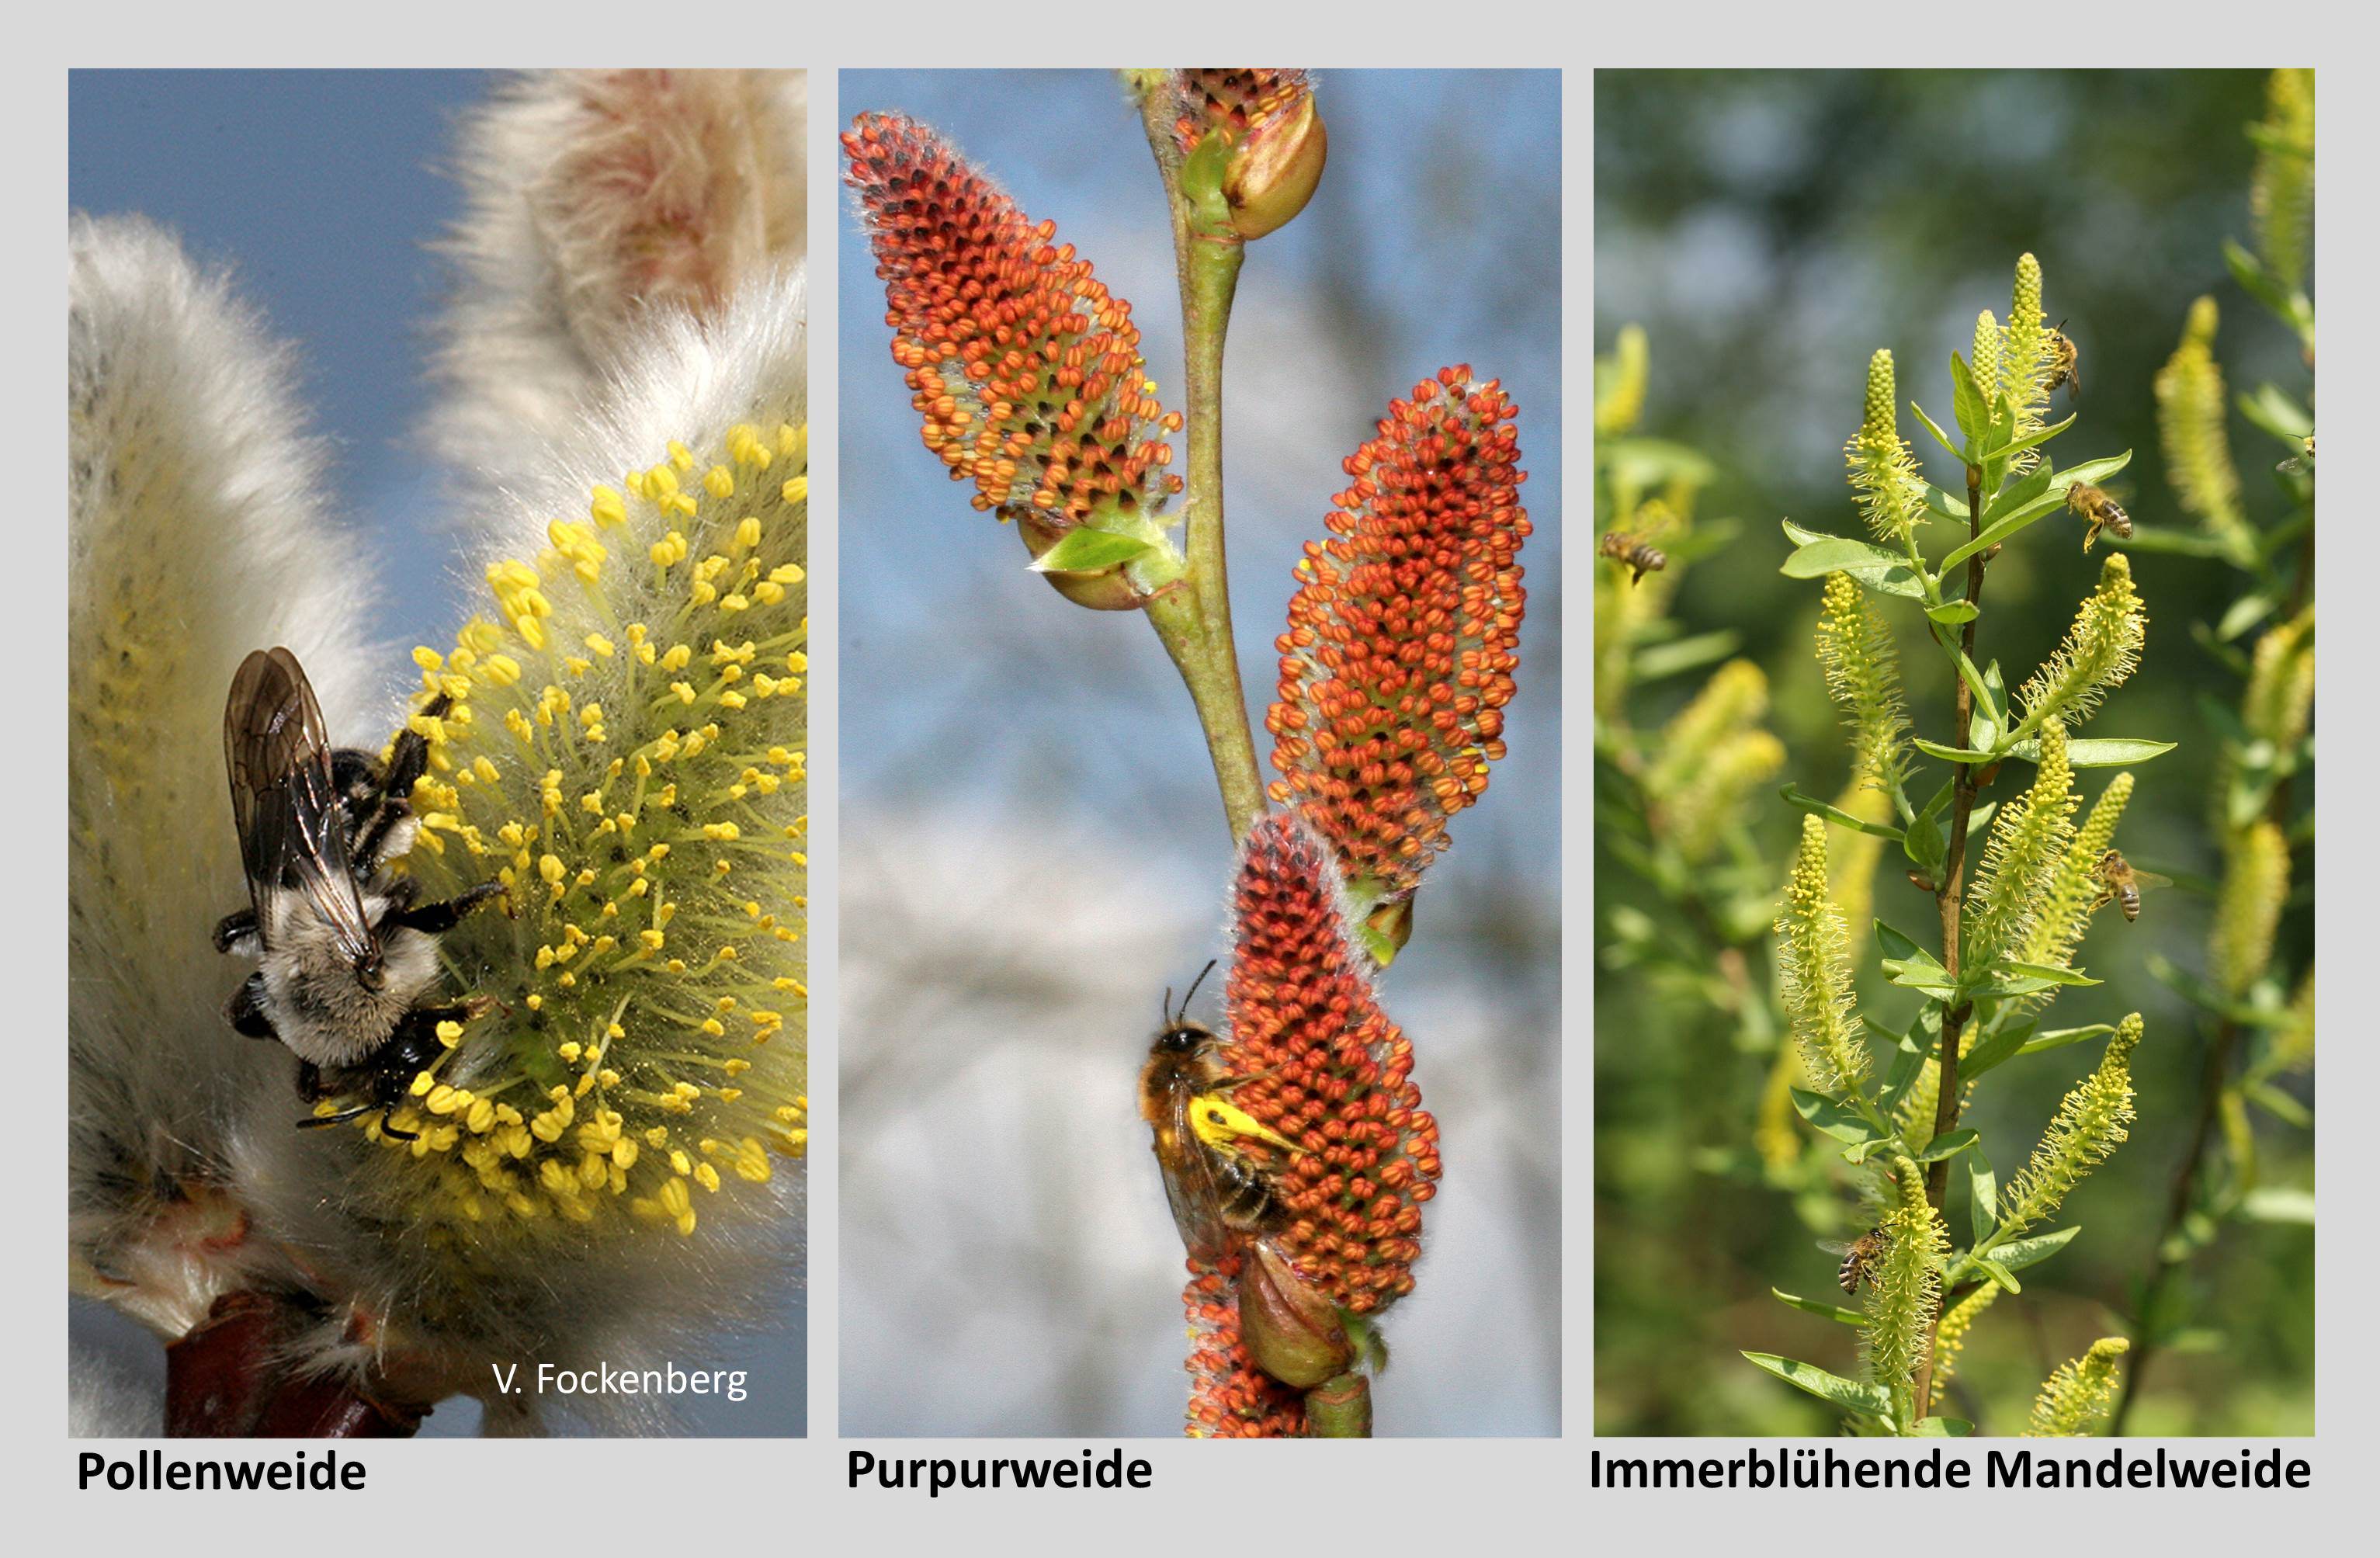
[1814,1239,1857,1256]
[1157,1086,1234,1265]
[2129,869,2174,891]
[224,647,380,966]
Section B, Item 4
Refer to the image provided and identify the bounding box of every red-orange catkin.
[1266,367,1528,897]
[841,112,1184,526]
[1168,69,1313,153]
[1182,1261,1307,1438]
[1219,815,1442,1315]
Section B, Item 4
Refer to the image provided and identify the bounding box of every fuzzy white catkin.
[68,213,381,1340]
[425,68,808,498]
[226,265,808,1433]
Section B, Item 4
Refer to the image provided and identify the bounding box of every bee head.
[1154,1022,1215,1056]
[355,950,388,992]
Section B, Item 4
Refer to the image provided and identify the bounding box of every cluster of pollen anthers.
[1266,367,1529,897]
[841,112,1184,526]
[366,422,810,1238]
[1219,816,1441,1313]
[1169,68,1313,152]
[1182,1259,1307,1438]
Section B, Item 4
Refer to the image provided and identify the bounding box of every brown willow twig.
[1911,463,1990,1421]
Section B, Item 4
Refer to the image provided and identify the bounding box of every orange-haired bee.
[2047,320,2080,401]
[1138,963,1304,1264]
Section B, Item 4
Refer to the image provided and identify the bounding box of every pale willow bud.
[1845,349,1927,545]
[2212,820,2290,999]
[1863,1157,1946,1415]
[1776,815,1869,1096]
[2026,1338,2129,1437]
[1223,88,1326,240]
[2156,297,2247,544]
[2019,553,2146,731]
[1965,722,2078,970]
[2004,1015,2142,1236]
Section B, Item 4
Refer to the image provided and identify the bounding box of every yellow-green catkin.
[2000,254,2053,466]
[1594,325,1649,439]
[1929,1281,2002,1393]
[2154,297,2250,556]
[2251,68,2315,294]
[2025,1338,2129,1437]
[1971,311,2002,418]
[1776,814,1869,1097]
[1863,1156,1947,1423]
[382,422,810,1237]
[1846,349,1927,546]
[2016,770,2135,983]
[1965,723,2078,970]
[1646,659,1766,796]
[1665,730,1786,866]
[1815,571,1908,793]
[1826,778,1894,950]
[2243,607,2316,752]
[2211,819,2289,999]
[2003,1014,2142,1235]
[2020,553,2146,731]
[2272,965,2315,1073]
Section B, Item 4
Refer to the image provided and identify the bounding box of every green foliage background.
[1593,70,2312,1435]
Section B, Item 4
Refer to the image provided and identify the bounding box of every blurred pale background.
[838,68,1563,1435]
[68,68,807,1437]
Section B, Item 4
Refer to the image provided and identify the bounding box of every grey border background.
[17,10,2376,1549]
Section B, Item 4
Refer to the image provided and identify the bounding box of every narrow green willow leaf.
[1779,784,1906,841]
[1781,538,1928,600]
[1791,1087,1882,1145]
[1969,1149,1999,1247]
[1903,810,1946,875]
[2217,592,2276,642]
[1633,630,1742,682]
[2002,959,2100,987]
[1973,1256,2022,1294]
[1874,1033,1930,1119]
[1771,1289,1870,1327]
[1982,458,2056,528]
[2001,411,2079,460]
[2239,1187,2315,1223]
[2237,380,2313,442]
[2248,1084,2312,1128]
[1993,1225,2081,1273]
[1916,1128,1980,1164]
[1959,1019,2038,1083]
[1741,1352,1894,1417]
[1925,483,1970,522]
[1912,737,1996,765]
[1925,601,1979,626]
[1950,352,1987,447]
[2114,524,2238,559]
[1873,920,1924,962]
[2007,737,2177,768]
[2018,1024,2117,1058]
[1911,402,1965,464]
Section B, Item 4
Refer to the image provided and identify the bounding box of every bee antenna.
[1174,958,1219,1025]
[1161,986,1174,1025]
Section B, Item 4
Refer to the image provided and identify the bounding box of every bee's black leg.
[380,692,450,799]
[374,1110,420,1143]
[213,909,258,956]
[387,880,505,935]
[296,1102,376,1132]
[227,973,279,1040]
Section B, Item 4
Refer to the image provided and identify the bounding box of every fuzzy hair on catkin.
[224,265,807,1432]
[68,214,380,1338]
[425,69,808,495]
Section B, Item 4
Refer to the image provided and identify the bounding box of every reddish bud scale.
[841,113,1184,525]
[1182,1265,1307,1437]
[1265,367,1528,895]
[1169,68,1313,153]
[1220,817,1442,1315]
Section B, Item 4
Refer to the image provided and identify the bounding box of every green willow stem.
[1132,76,1266,846]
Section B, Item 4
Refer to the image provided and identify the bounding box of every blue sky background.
[69,68,805,1439]
[837,69,1563,1436]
